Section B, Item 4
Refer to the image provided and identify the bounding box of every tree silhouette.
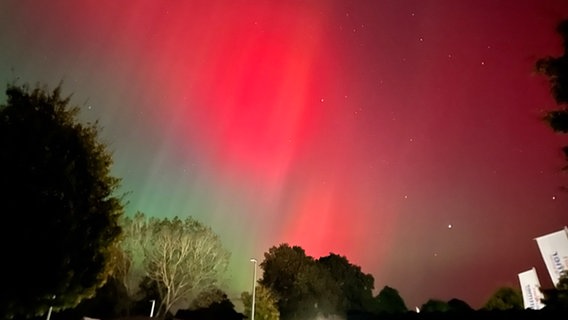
[537,19,568,106]
[483,286,523,311]
[318,253,376,314]
[259,244,350,319]
[0,83,123,318]
[373,286,408,315]
[447,298,473,313]
[259,245,385,319]
[191,287,228,310]
[259,244,314,320]
[420,299,449,313]
[176,294,245,320]
[536,19,568,169]
[541,271,568,311]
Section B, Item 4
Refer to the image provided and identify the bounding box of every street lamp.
[46,295,55,320]
[250,258,258,320]
[149,299,156,317]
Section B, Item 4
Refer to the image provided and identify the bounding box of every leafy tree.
[60,276,131,319]
[483,286,523,311]
[259,245,383,319]
[191,287,228,310]
[259,244,314,319]
[317,253,375,314]
[373,286,408,314]
[0,83,123,319]
[121,213,230,316]
[259,244,345,320]
[541,271,568,311]
[176,295,245,320]
[536,19,568,167]
[536,19,568,106]
[241,284,280,320]
[293,261,342,318]
[420,299,450,313]
[447,298,473,313]
[129,276,161,316]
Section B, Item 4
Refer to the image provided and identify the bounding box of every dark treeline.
[348,308,564,320]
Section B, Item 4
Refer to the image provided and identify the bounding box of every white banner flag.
[535,226,568,286]
[518,267,544,310]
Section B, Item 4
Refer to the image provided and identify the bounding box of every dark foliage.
[259,244,316,320]
[541,271,568,311]
[175,295,245,320]
[260,244,379,319]
[40,277,131,320]
[483,286,523,311]
[543,110,568,133]
[318,253,376,314]
[536,19,568,105]
[125,276,162,317]
[446,298,473,313]
[0,83,123,318]
[346,308,562,320]
[190,287,227,310]
[420,299,449,313]
[373,286,408,315]
[537,19,568,172]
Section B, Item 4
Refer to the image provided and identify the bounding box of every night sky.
[1,0,568,309]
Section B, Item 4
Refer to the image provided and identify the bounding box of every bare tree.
[118,212,153,298]
[120,213,230,316]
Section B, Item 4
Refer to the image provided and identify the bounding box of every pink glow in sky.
[1,0,568,308]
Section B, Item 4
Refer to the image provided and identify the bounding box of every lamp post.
[46,295,55,320]
[250,258,258,320]
[150,299,155,317]
[45,306,53,320]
